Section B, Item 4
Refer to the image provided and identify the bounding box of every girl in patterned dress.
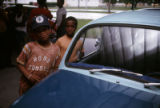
[17,15,61,95]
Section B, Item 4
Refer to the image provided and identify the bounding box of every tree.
[146,0,153,6]
[130,0,139,10]
[123,0,130,7]
[111,0,117,5]
[104,0,117,13]
[78,0,80,8]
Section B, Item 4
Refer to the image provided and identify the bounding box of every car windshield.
[67,25,160,83]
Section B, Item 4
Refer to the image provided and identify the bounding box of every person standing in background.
[27,0,55,41]
[56,0,67,39]
[29,0,53,20]
[0,0,14,68]
[14,4,28,53]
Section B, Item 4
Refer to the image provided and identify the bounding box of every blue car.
[10,8,160,108]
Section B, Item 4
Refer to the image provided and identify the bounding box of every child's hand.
[29,74,41,84]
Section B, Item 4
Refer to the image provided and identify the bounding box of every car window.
[82,27,102,56]
[68,26,102,62]
[67,25,160,78]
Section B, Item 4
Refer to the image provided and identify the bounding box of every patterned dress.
[17,41,60,95]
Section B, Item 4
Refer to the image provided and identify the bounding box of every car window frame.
[65,23,160,68]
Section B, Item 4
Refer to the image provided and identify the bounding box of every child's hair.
[57,0,64,6]
[65,16,78,29]
[37,0,47,8]
[59,0,64,4]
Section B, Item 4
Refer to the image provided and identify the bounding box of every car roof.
[88,8,160,28]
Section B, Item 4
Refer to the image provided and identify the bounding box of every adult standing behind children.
[29,0,53,20]
[27,0,54,41]
[56,16,84,62]
[17,15,60,95]
[14,4,28,53]
[56,0,67,39]
[0,0,14,68]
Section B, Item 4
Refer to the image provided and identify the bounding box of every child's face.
[34,26,51,42]
[65,20,76,38]
[57,0,63,7]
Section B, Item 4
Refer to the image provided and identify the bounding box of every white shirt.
[56,7,67,28]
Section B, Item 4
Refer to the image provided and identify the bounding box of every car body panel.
[11,69,160,108]
[88,9,160,28]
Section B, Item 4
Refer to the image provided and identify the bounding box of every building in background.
[4,0,104,7]
[4,0,57,4]
[65,0,104,7]
[16,0,56,4]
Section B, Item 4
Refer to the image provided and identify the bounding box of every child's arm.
[17,63,41,84]
[17,43,41,84]
[54,55,61,71]
[52,46,61,71]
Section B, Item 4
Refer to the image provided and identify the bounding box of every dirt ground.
[0,67,20,108]
[0,51,21,108]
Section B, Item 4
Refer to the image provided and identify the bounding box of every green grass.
[77,19,92,31]
[50,5,160,11]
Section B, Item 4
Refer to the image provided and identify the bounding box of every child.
[17,15,60,95]
[56,16,83,62]
[56,0,67,38]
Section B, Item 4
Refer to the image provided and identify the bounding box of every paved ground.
[51,9,125,20]
[0,67,20,108]
[0,51,21,108]
[51,9,108,20]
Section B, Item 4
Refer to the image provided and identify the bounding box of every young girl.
[17,15,60,95]
[56,16,84,62]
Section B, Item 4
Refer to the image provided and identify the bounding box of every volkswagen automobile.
[10,8,160,108]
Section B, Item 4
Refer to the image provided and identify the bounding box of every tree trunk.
[78,0,80,8]
[107,0,111,13]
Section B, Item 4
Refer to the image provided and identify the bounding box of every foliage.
[119,0,160,5]
[77,19,92,31]
[123,0,130,4]
[103,0,117,4]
